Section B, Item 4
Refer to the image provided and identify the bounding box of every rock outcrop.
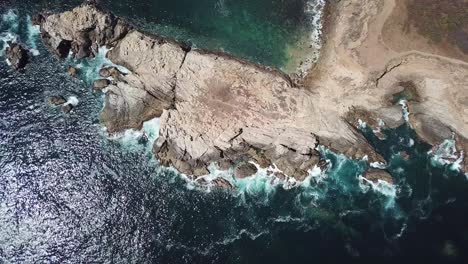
[93,79,110,90]
[5,42,29,70]
[38,4,130,58]
[36,1,468,179]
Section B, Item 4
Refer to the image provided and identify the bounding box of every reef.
[34,0,468,180]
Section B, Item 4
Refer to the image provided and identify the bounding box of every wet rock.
[363,169,394,184]
[273,171,286,181]
[193,166,209,177]
[247,148,271,168]
[318,159,330,171]
[212,177,233,190]
[234,162,258,179]
[48,96,66,106]
[31,14,45,26]
[217,159,233,171]
[93,79,111,90]
[5,42,29,70]
[99,66,122,78]
[67,66,78,77]
[62,104,73,113]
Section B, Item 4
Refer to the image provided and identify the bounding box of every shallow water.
[1,1,468,263]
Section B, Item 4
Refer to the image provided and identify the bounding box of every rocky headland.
[34,0,468,182]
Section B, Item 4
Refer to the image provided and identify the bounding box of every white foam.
[408,138,415,147]
[70,46,130,83]
[0,32,18,55]
[450,151,464,172]
[370,162,387,169]
[64,96,79,106]
[294,0,326,76]
[357,119,367,129]
[398,99,410,122]
[26,16,40,56]
[1,10,19,32]
[358,175,397,208]
[428,137,463,169]
[107,118,161,154]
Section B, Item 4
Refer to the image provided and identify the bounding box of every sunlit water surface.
[1,1,468,262]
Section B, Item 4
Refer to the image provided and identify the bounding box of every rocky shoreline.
[33,0,467,183]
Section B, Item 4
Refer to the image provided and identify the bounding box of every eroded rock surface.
[37,1,468,178]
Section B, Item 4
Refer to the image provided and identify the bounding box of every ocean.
[1,0,467,262]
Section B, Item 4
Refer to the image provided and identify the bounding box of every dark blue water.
[1,1,468,263]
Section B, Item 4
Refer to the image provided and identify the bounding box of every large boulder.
[5,42,29,70]
[234,162,258,179]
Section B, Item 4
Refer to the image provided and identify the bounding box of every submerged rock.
[5,42,29,70]
[48,95,66,106]
[62,104,73,113]
[234,162,258,179]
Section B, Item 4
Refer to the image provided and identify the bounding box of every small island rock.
[5,42,29,70]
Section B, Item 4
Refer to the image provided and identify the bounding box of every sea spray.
[107,118,161,154]
[398,99,410,122]
[25,15,40,56]
[72,46,129,84]
[1,10,19,33]
[0,10,19,57]
[64,96,79,106]
[428,137,464,172]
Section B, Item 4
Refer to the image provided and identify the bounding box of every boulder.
[99,66,122,78]
[93,79,111,90]
[48,96,66,106]
[5,42,29,70]
[234,162,258,179]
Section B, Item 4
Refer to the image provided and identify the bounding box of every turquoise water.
[1,2,468,262]
[100,0,321,67]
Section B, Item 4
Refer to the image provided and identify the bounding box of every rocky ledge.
[35,1,467,182]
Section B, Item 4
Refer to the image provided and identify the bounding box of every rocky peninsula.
[34,0,467,181]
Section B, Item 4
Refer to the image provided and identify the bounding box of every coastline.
[33,0,468,182]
